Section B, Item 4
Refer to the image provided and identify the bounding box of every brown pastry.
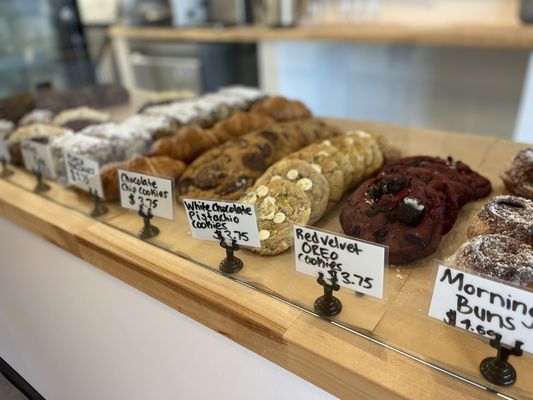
[211,111,274,141]
[19,109,54,126]
[177,119,341,201]
[53,106,110,131]
[121,114,179,140]
[448,234,533,288]
[502,148,533,200]
[149,112,274,163]
[100,156,186,200]
[251,96,311,121]
[0,92,36,123]
[467,195,533,246]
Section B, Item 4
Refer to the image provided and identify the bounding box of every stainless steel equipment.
[208,0,251,25]
[252,0,296,27]
[128,41,242,94]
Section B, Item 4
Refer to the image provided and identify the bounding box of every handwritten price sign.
[21,141,55,178]
[118,170,175,220]
[293,225,387,299]
[65,153,104,198]
[183,199,261,248]
[0,139,10,162]
[429,265,533,354]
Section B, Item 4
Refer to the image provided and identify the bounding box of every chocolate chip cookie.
[177,119,341,201]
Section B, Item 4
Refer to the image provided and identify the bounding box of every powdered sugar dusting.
[450,234,533,287]
[503,148,533,199]
[477,195,533,241]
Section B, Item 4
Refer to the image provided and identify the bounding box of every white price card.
[21,140,56,178]
[0,139,10,162]
[429,265,533,354]
[118,169,174,220]
[65,152,104,198]
[293,225,387,299]
[183,198,261,248]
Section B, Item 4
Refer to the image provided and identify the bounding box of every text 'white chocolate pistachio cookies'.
[467,195,533,246]
[241,179,311,256]
[502,148,533,200]
[255,159,330,224]
[447,234,533,288]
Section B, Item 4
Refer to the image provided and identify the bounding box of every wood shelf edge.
[108,24,533,49]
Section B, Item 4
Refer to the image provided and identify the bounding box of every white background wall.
[260,41,531,142]
[0,218,334,400]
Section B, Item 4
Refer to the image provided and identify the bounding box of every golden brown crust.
[467,195,533,246]
[250,96,312,122]
[100,156,186,200]
[148,112,275,164]
[177,119,341,201]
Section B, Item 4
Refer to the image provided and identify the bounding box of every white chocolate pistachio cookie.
[315,141,355,191]
[287,144,345,210]
[330,134,369,188]
[242,179,311,256]
[255,159,330,224]
[356,130,384,174]
[345,130,384,177]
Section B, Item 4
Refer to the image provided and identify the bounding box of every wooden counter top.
[0,179,496,400]
[1,117,532,399]
[109,23,533,49]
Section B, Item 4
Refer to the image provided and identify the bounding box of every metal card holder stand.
[218,236,243,274]
[138,205,159,239]
[480,334,523,386]
[314,271,342,316]
[0,158,13,178]
[88,188,108,218]
[32,163,50,193]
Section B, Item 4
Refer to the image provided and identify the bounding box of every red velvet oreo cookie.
[340,156,492,265]
[340,173,447,264]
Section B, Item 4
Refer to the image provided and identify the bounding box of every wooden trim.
[108,24,533,49]
[0,180,499,399]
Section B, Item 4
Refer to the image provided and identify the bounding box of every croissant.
[148,111,275,163]
[100,156,187,200]
[251,96,311,121]
[211,111,274,140]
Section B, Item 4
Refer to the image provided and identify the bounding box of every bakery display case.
[0,87,532,399]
